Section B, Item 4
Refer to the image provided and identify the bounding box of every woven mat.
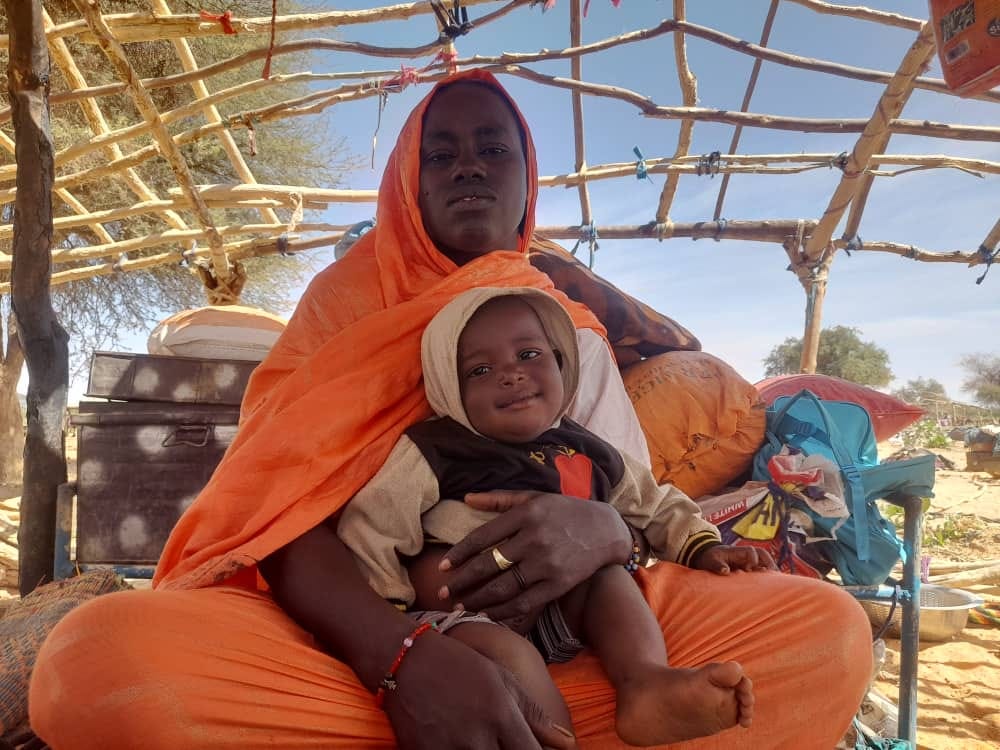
[0,571,132,741]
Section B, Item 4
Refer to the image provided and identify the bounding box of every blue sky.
[297,0,998,401]
[31,1,999,402]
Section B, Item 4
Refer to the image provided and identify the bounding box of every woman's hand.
[437,490,632,627]
[384,631,577,750]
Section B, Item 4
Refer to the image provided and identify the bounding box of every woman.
[29,71,871,749]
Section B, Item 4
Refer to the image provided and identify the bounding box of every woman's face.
[418,83,528,265]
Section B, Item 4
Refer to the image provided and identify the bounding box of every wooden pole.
[784,0,921,30]
[5,0,69,594]
[41,8,190,234]
[18,0,508,46]
[501,65,1000,142]
[0,221,990,296]
[73,0,232,289]
[569,0,593,235]
[799,23,937,373]
[713,0,779,220]
[652,0,698,235]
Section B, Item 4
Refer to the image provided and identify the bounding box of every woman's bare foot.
[614,661,754,747]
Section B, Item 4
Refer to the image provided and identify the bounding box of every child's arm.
[336,435,441,607]
[607,451,722,566]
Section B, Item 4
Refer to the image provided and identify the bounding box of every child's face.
[457,297,565,443]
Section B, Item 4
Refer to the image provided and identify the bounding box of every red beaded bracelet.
[374,622,436,708]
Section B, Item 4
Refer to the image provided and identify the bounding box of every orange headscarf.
[154,70,604,590]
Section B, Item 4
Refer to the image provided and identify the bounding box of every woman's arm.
[259,519,577,750]
[260,520,417,691]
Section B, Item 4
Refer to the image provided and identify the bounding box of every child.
[339,287,766,746]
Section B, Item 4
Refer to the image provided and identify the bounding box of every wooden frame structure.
[2,0,996,361]
[2,1,998,339]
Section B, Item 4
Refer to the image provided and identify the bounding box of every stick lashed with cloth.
[29,70,872,749]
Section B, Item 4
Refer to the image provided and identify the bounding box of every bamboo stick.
[830,239,984,265]
[73,0,231,282]
[668,18,999,104]
[713,0,780,221]
[500,65,1000,142]
[42,8,190,234]
[4,148,995,207]
[569,0,592,232]
[545,152,1000,175]
[0,185,375,239]
[799,23,937,373]
[783,0,921,31]
[0,223,347,270]
[169,184,378,204]
[0,232,346,294]
[3,0,508,46]
[803,24,937,264]
[653,0,698,233]
[980,217,1000,255]
[3,223,988,294]
[38,65,396,117]
[148,0,278,227]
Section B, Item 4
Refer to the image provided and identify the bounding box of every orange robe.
[29,70,871,748]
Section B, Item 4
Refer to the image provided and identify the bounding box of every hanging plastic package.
[928,0,1000,97]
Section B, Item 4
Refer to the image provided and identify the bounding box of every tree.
[762,325,893,387]
[960,353,1000,408]
[891,377,947,406]
[0,0,361,482]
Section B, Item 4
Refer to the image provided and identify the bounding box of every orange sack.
[31,71,871,749]
[623,352,766,499]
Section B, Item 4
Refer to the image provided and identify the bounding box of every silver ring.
[492,546,514,571]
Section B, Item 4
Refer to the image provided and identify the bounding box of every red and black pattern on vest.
[404,417,626,502]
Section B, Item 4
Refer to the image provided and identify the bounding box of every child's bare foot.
[614,661,754,747]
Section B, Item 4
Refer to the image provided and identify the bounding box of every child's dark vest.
[404,417,625,502]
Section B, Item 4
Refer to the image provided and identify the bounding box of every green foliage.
[877,501,981,549]
[891,377,947,406]
[897,417,950,450]
[762,325,893,387]
[923,515,982,548]
[960,353,1000,408]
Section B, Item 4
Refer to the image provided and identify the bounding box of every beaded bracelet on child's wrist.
[623,524,643,574]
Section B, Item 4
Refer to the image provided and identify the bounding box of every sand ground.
[871,443,1000,750]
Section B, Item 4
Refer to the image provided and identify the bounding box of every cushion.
[0,571,131,736]
[148,305,287,362]
[623,352,767,499]
[528,237,701,367]
[754,374,925,442]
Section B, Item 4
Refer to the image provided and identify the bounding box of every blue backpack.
[752,389,936,586]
